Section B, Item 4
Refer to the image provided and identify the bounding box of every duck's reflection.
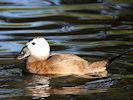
[24,71,112,98]
[24,75,50,98]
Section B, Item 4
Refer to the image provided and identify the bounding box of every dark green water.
[0,0,133,100]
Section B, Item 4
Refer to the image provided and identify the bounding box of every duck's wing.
[47,54,86,63]
[46,54,90,75]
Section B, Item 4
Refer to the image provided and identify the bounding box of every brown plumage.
[26,54,107,75]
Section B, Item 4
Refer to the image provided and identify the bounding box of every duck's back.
[48,54,87,64]
[26,54,107,75]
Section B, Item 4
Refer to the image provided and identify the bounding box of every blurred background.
[0,0,133,100]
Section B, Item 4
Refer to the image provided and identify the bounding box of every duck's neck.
[27,55,48,63]
[26,56,49,74]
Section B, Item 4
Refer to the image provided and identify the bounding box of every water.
[0,0,133,99]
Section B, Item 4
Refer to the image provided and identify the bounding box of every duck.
[16,37,127,75]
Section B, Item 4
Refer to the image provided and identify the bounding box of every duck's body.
[17,37,126,76]
[26,54,107,75]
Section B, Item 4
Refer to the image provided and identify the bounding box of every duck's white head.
[17,37,50,60]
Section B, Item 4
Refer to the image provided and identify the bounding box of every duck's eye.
[32,42,36,45]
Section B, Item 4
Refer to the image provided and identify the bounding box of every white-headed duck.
[16,37,127,75]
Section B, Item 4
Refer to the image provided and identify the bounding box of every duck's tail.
[107,51,129,66]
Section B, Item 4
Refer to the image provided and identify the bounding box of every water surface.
[0,0,133,100]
